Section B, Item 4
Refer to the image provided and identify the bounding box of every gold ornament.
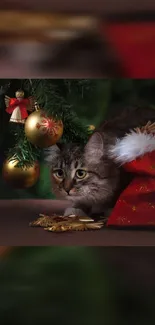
[2,158,40,188]
[24,109,63,148]
[88,125,95,131]
[30,214,104,232]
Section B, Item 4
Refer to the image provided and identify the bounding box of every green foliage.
[0,79,105,198]
[23,79,89,144]
[110,79,155,105]
[1,248,154,325]
[1,79,95,168]
[0,78,112,170]
[30,163,55,199]
[7,123,41,168]
[0,247,112,325]
[64,79,111,125]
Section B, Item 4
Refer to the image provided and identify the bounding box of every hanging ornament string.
[24,79,63,148]
[28,79,40,112]
[29,79,33,95]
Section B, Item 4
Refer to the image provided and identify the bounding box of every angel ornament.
[5,90,34,124]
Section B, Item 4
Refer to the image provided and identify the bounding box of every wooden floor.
[0,199,155,246]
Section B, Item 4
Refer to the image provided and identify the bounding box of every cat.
[45,105,155,218]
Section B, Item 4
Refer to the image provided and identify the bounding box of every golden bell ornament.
[24,109,63,148]
[2,158,40,188]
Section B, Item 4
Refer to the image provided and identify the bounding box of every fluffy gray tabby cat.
[45,106,155,218]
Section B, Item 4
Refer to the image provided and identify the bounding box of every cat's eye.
[53,169,64,178]
[75,169,87,179]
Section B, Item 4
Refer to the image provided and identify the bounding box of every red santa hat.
[107,129,155,228]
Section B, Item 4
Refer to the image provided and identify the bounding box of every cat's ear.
[84,132,104,161]
[44,145,60,165]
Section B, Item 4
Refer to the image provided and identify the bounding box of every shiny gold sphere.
[24,110,63,148]
[2,159,40,188]
[15,89,25,98]
[88,125,95,131]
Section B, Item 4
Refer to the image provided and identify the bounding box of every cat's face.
[45,132,120,206]
[45,144,88,199]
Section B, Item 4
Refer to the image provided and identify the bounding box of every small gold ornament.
[88,125,95,131]
[30,214,104,232]
[88,125,95,135]
[2,158,40,188]
[24,109,63,148]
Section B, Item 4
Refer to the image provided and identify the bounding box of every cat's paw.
[64,207,88,217]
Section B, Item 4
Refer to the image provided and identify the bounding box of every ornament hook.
[34,101,40,112]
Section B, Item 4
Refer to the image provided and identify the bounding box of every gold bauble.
[2,158,40,188]
[88,125,95,131]
[24,110,63,148]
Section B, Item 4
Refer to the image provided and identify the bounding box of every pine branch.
[7,124,41,168]
[23,79,89,144]
[61,108,89,144]
[6,79,90,167]
[23,79,68,118]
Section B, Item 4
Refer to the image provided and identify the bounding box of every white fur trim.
[109,131,155,164]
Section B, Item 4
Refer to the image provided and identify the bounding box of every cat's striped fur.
[46,105,155,217]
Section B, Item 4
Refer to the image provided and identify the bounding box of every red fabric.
[102,23,155,78]
[6,98,30,119]
[107,151,155,227]
[124,152,155,176]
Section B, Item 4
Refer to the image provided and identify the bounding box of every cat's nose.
[64,180,73,195]
[64,186,71,195]
[68,188,77,195]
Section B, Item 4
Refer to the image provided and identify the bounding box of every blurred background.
[0,5,155,77]
[1,78,155,200]
[0,246,155,325]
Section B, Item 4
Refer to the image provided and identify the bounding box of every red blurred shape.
[104,22,155,78]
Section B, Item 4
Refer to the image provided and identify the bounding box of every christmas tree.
[0,79,109,199]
